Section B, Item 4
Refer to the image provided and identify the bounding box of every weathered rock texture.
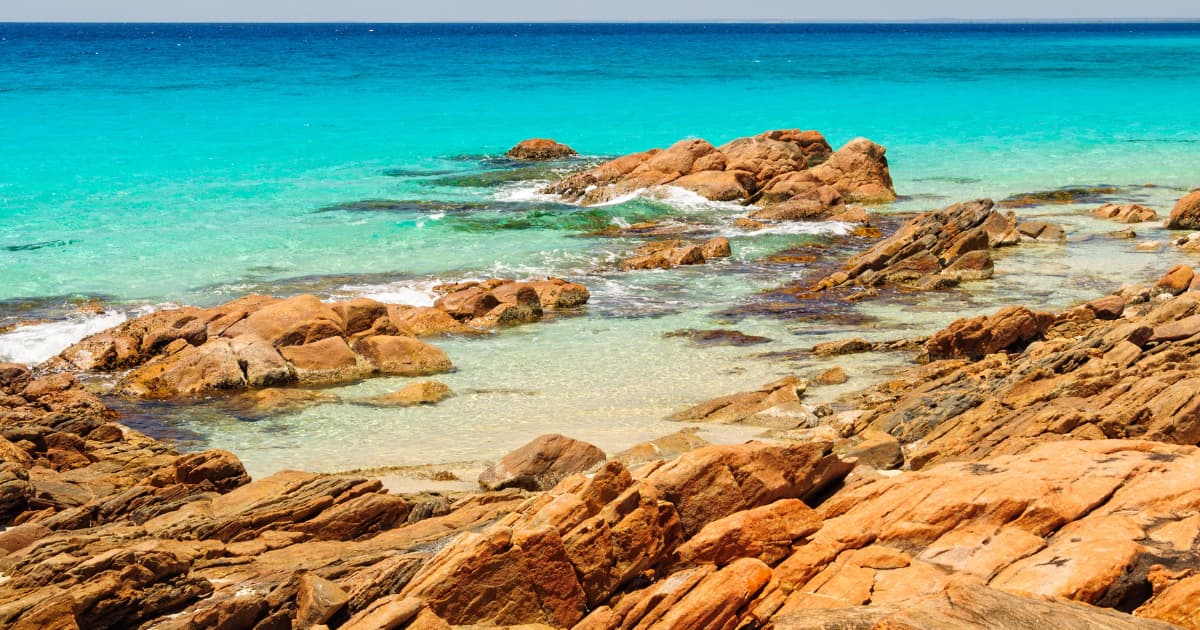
[811,199,1068,297]
[618,237,732,271]
[45,278,588,399]
[1093,203,1159,223]
[542,130,895,212]
[505,138,577,161]
[1166,189,1200,230]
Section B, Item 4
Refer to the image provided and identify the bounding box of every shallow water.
[3,23,1200,478]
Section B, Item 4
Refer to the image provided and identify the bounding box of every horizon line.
[4,18,1200,25]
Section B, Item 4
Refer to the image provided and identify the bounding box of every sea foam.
[0,310,129,365]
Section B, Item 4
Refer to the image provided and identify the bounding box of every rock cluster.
[813,199,1066,296]
[542,129,895,211]
[505,138,578,161]
[617,237,731,271]
[45,278,588,399]
[1093,203,1159,223]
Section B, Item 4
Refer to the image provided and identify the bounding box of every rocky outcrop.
[618,237,732,271]
[477,434,607,491]
[1166,189,1200,230]
[670,376,822,429]
[46,278,588,399]
[833,284,1200,470]
[814,199,1017,295]
[541,129,894,211]
[1094,203,1159,223]
[505,138,577,161]
[400,441,851,626]
[924,305,1056,361]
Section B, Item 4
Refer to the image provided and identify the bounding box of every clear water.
[2,23,1200,479]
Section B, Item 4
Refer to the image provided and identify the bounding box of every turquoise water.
[3,23,1200,479]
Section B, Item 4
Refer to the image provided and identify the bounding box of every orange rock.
[478,434,606,491]
[1153,264,1195,296]
[672,498,822,568]
[352,335,452,376]
[222,294,344,348]
[1166,190,1200,230]
[505,138,576,160]
[280,336,362,384]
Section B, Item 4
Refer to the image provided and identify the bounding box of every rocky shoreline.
[4,133,1200,628]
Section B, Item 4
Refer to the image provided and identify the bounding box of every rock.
[227,387,339,416]
[541,130,891,208]
[1108,227,1137,239]
[478,434,607,491]
[117,338,246,397]
[386,305,474,336]
[814,366,848,385]
[330,297,395,338]
[0,363,32,394]
[719,129,833,185]
[663,328,771,347]
[434,286,500,320]
[525,278,590,309]
[944,250,995,281]
[1085,295,1126,320]
[925,306,1055,361]
[223,294,344,348]
[839,429,903,469]
[815,199,1015,296]
[296,572,350,627]
[280,336,363,384]
[773,583,1177,630]
[1136,240,1165,252]
[670,376,812,428]
[735,218,766,230]
[505,138,577,161]
[611,428,710,467]
[671,169,756,201]
[362,381,452,407]
[618,240,707,271]
[760,138,895,204]
[1017,220,1067,242]
[228,334,295,387]
[1153,264,1195,296]
[1093,203,1158,223]
[700,236,732,259]
[1166,190,1200,230]
[352,335,453,376]
[672,499,822,568]
[998,185,1119,208]
[812,337,874,356]
[151,449,250,492]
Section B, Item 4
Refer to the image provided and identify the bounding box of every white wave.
[493,181,556,203]
[591,185,749,213]
[0,310,129,365]
[339,280,442,307]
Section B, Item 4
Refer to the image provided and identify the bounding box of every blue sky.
[4,0,1198,22]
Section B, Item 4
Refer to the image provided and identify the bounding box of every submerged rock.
[997,185,1120,208]
[505,138,577,161]
[477,434,606,491]
[1093,203,1159,223]
[664,328,772,347]
[361,380,452,407]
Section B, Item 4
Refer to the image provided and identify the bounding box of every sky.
[3,0,1198,22]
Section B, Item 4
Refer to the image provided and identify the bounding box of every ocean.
[2,22,1199,481]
